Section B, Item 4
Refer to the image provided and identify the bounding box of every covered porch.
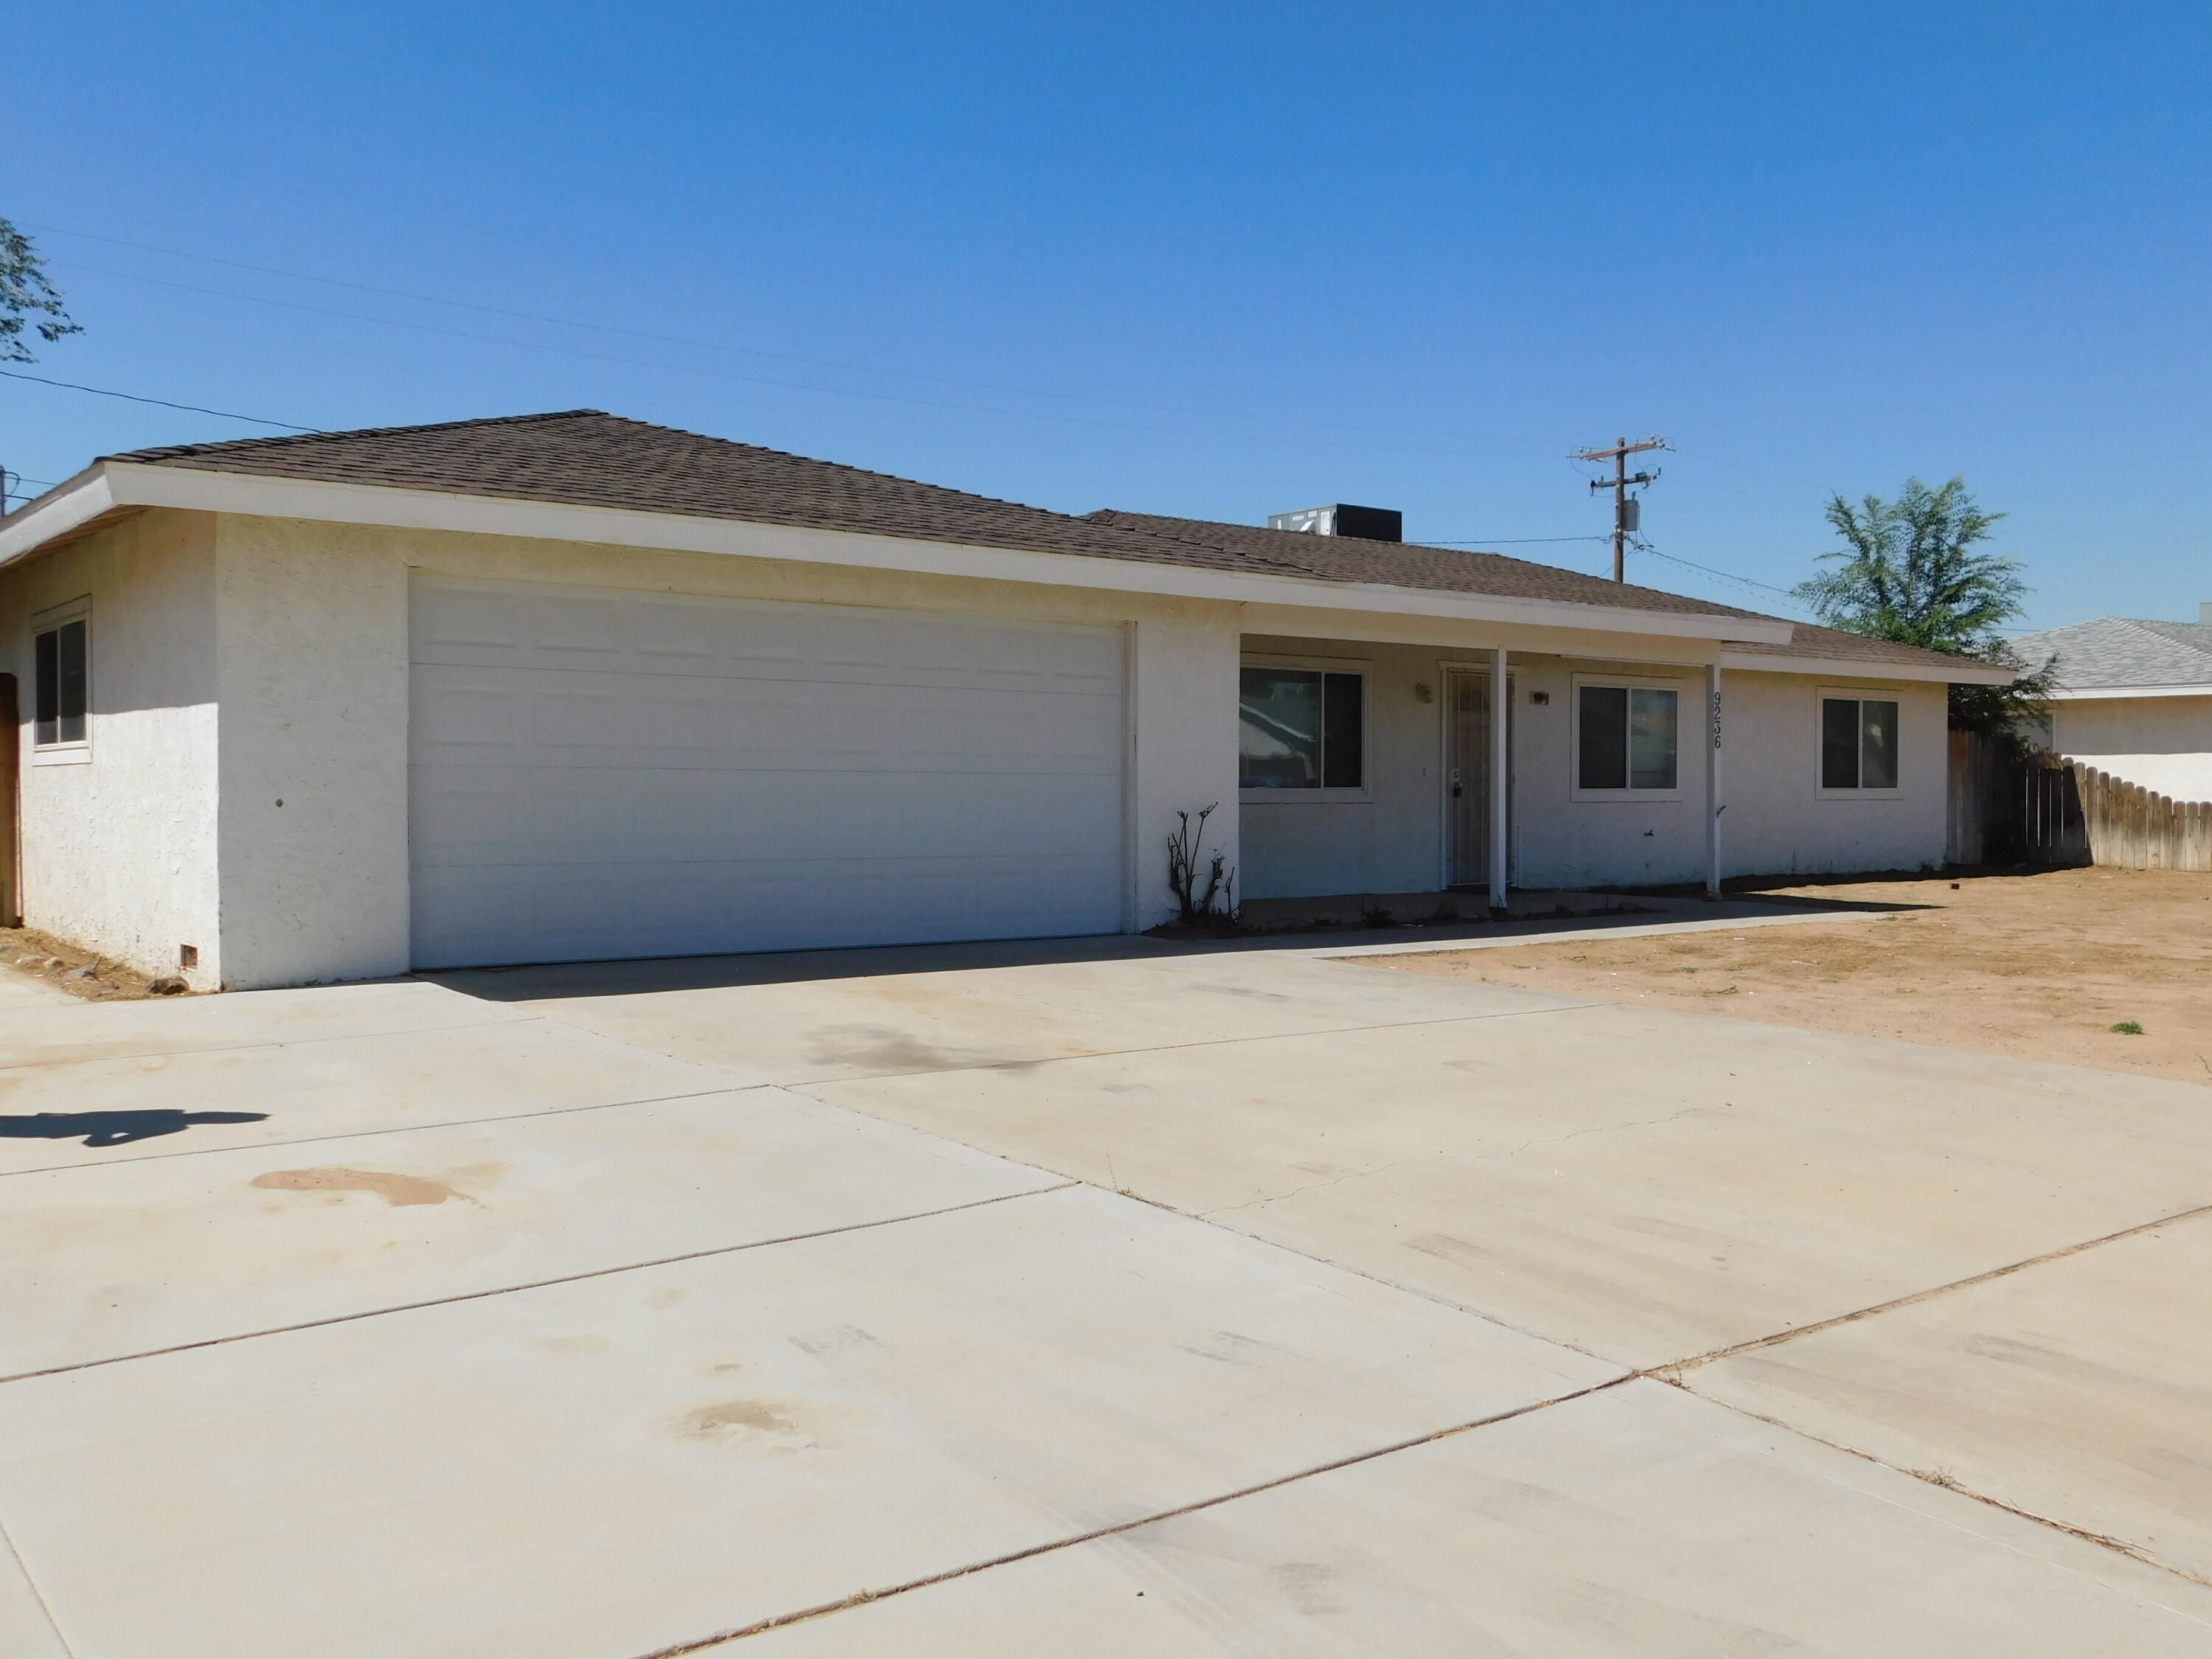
[1235,626,1728,911]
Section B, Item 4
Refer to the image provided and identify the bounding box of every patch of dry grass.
[1367,868,2212,1086]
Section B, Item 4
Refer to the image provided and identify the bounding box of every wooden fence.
[1948,731,2211,870]
[2070,762,2212,872]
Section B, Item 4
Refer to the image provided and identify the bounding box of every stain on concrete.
[1178,1330,1282,1368]
[806,1022,1012,1074]
[1266,1561,1343,1617]
[678,1399,838,1454]
[787,1324,880,1357]
[250,1167,479,1207]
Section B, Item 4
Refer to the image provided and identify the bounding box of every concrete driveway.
[3,933,2209,1657]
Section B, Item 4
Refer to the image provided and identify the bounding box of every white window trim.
[29,596,92,766]
[1434,659,1517,890]
[1815,686,1905,800]
[1239,653,1374,804]
[1568,672,1688,803]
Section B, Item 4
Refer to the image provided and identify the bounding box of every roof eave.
[4,464,1795,644]
[0,464,122,564]
[2046,681,2212,700]
[1717,647,2017,685]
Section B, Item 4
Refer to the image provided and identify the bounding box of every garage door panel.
[410,578,1127,967]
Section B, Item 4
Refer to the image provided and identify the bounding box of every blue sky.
[7,3,2207,628]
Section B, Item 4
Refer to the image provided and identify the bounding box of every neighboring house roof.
[2011,616,2212,693]
[6,408,1996,678]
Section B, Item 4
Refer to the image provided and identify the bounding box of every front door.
[1444,667,1499,888]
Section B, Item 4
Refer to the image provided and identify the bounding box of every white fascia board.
[2045,683,2212,700]
[0,466,119,563]
[1717,649,2016,685]
[38,463,1796,644]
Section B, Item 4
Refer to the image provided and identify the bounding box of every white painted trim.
[1717,648,2013,685]
[1432,659,1515,894]
[1119,621,1139,936]
[1705,663,1722,897]
[29,594,91,631]
[5,462,1798,644]
[1568,672,1690,803]
[1489,646,1509,910]
[1814,688,1905,800]
[28,596,93,761]
[2044,683,2212,701]
[0,468,117,560]
[1238,653,1374,802]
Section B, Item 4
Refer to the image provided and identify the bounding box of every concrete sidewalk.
[2,942,2208,1656]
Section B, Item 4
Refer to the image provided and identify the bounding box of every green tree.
[1795,475,2054,741]
[1,217,82,364]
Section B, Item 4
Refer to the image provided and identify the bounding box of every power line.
[31,223,1552,450]
[1425,535,1610,546]
[55,261,1559,459]
[0,368,319,431]
[1627,536,1804,602]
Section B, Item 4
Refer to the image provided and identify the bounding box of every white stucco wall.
[204,513,1240,987]
[2051,695,2212,801]
[1236,635,1950,897]
[1238,637,1445,897]
[214,515,414,989]
[1701,671,1949,880]
[1,499,1957,987]
[0,511,223,985]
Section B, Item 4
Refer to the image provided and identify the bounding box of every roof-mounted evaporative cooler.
[1267,504,1402,542]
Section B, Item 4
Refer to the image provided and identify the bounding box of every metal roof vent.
[1267,504,1402,542]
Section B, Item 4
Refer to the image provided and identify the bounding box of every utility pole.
[1571,435,1669,581]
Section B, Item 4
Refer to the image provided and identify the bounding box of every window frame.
[1568,672,1687,802]
[1815,687,1905,799]
[29,597,93,766]
[1237,653,1373,803]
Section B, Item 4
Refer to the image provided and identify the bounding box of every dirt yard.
[1368,867,2212,1087]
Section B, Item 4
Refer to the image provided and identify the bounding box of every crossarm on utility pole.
[1569,435,1669,582]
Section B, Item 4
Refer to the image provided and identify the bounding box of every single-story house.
[0,410,2011,990]
[2012,608,2212,801]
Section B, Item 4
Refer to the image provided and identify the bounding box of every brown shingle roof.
[109,410,1314,578]
[1093,511,1994,676]
[103,409,1984,675]
[1087,509,1777,623]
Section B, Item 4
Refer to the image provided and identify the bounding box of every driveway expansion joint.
[0,1009,538,1079]
[622,1373,1636,1658]
[0,1509,72,1659]
[1652,1197,2212,1378]
[0,1083,760,1178]
[1672,1382,2212,1597]
[0,1182,1077,1386]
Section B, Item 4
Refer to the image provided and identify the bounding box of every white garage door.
[408,575,1127,968]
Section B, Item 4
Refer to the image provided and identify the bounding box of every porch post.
[1489,646,1509,912]
[1705,661,1723,897]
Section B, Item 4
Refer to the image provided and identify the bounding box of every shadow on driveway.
[0,1110,271,1148]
